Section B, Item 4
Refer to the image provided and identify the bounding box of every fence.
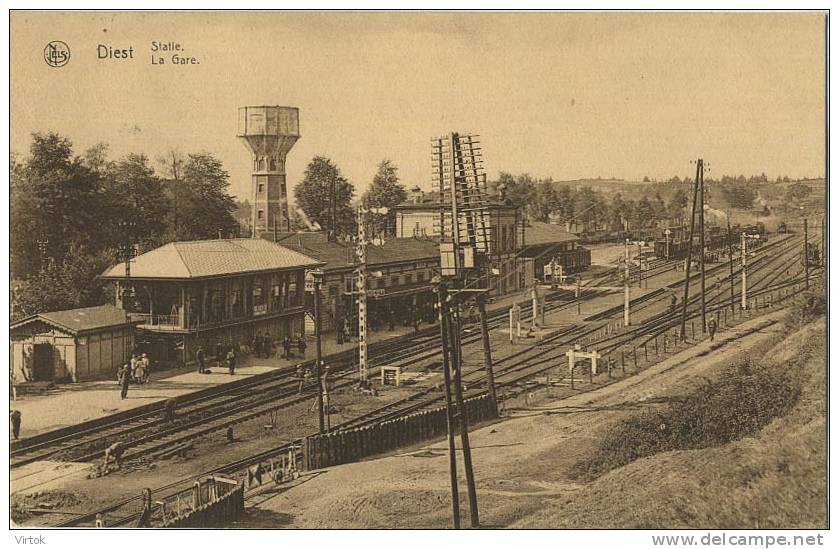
[302,394,498,470]
[157,476,244,528]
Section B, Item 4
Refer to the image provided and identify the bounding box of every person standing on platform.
[253,332,262,358]
[119,363,131,399]
[298,336,307,359]
[10,410,22,440]
[215,341,224,369]
[227,347,236,375]
[263,332,272,358]
[196,346,205,374]
[282,336,292,360]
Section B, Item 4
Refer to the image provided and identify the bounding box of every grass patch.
[571,329,816,481]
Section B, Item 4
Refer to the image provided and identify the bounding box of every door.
[33,344,54,381]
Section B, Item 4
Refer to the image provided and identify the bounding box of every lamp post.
[311,268,326,434]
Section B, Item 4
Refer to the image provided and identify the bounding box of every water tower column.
[237,106,300,237]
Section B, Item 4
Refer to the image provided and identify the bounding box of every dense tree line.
[491,172,689,233]
[11,132,239,319]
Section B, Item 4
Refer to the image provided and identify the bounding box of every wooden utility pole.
[436,285,461,529]
[313,270,325,434]
[741,233,748,310]
[624,239,631,326]
[727,214,735,313]
[804,218,810,289]
[680,160,702,340]
[476,293,497,411]
[448,303,480,528]
[698,159,707,333]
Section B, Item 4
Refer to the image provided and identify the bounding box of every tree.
[361,159,406,238]
[556,185,575,223]
[172,153,239,240]
[103,153,170,248]
[633,196,655,228]
[609,193,629,230]
[785,182,812,203]
[720,182,757,210]
[12,244,118,320]
[532,179,559,222]
[668,188,689,222]
[293,156,356,237]
[11,132,105,279]
[496,172,537,217]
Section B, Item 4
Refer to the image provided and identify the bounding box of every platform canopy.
[101,238,322,281]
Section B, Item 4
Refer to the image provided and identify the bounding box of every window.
[329,285,338,298]
[258,183,265,194]
[377,279,386,289]
[501,226,508,251]
[257,210,264,220]
[417,272,425,283]
[391,276,400,286]
[404,274,413,284]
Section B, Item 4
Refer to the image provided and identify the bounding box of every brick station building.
[269,232,440,338]
[393,187,523,296]
[100,238,322,367]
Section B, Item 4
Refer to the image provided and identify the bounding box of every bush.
[785,290,826,329]
[571,353,801,481]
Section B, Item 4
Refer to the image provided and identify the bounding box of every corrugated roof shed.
[11,304,135,335]
[101,239,322,280]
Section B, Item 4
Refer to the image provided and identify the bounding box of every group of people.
[281,335,307,360]
[250,331,274,359]
[117,353,151,399]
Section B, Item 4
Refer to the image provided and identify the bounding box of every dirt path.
[239,311,793,529]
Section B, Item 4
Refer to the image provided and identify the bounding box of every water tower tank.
[237,106,300,236]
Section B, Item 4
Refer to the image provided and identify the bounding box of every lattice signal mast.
[431,132,494,529]
[432,133,492,278]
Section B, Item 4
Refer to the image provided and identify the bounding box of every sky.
[11,11,827,202]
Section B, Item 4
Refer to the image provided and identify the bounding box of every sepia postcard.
[7,8,829,545]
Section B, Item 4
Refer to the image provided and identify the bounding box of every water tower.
[237,106,300,236]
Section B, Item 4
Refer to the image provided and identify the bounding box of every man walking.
[10,410,22,440]
[196,346,205,374]
[707,316,718,343]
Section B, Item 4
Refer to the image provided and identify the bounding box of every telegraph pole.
[476,293,497,411]
[624,238,631,326]
[698,159,707,333]
[741,233,748,310]
[804,218,810,289]
[436,284,461,529]
[356,207,368,384]
[449,302,479,528]
[312,269,326,434]
[727,214,735,313]
[680,160,702,340]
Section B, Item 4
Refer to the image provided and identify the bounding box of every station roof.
[394,190,516,211]
[523,222,580,247]
[101,238,322,280]
[272,232,439,272]
[11,304,137,336]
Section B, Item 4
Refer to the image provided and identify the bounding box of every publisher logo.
[44,41,70,67]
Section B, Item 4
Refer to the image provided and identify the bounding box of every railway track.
[48,234,817,527]
[10,281,606,470]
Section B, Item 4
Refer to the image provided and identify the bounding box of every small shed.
[10,304,138,384]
